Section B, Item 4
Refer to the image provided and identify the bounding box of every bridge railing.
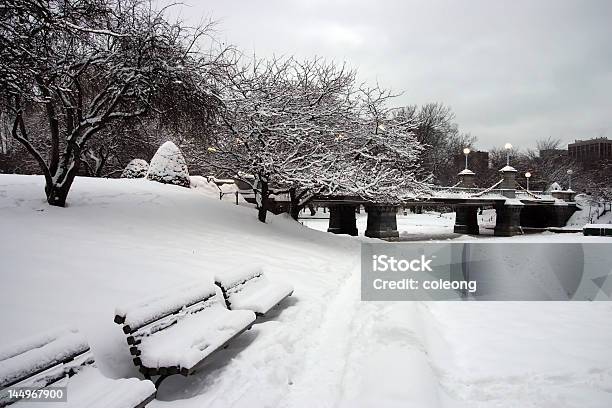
[430,185,506,198]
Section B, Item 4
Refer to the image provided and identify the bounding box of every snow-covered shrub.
[146,141,190,187]
[120,159,149,179]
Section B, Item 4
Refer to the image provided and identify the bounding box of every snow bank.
[146,141,190,187]
[120,159,149,179]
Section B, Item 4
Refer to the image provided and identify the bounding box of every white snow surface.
[216,267,294,315]
[13,366,155,408]
[137,301,255,370]
[146,141,190,187]
[585,224,612,229]
[567,194,612,227]
[215,266,263,289]
[0,328,88,387]
[189,175,250,206]
[1,174,612,407]
[115,282,216,330]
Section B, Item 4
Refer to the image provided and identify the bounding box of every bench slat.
[0,328,156,408]
[114,283,216,333]
[0,328,89,389]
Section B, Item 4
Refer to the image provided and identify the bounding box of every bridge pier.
[549,204,579,227]
[520,203,578,229]
[327,204,358,236]
[454,205,480,235]
[494,202,523,236]
[365,205,399,239]
[520,205,550,228]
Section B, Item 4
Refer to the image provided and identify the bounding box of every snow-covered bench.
[114,283,255,387]
[583,223,612,236]
[0,327,155,407]
[215,266,294,316]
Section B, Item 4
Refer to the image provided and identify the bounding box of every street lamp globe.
[566,169,574,190]
[525,172,531,190]
[463,147,471,155]
[503,143,513,166]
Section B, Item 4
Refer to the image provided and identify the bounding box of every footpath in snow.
[1,174,612,407]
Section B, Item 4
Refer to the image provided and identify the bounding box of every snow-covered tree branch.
[0,0,225,206]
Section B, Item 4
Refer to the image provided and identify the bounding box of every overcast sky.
[174,0,612,151]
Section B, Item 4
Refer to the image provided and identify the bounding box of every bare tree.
[536,136,562,152]
[392,102,474,185]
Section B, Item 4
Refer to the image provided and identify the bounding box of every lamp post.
[567,169,573,190]
[525,172,531,191]
[504,143,513,166]
[463,147,471,170]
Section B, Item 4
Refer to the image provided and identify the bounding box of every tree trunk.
[288,188,300,221]
[257,181,269,223]
[45,162,80,207]
[45,182,72,207]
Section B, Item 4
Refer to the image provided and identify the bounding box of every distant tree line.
[476,137,612,200]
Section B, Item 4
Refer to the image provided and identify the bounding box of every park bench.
[0,327,155,407]
[215,266,294,316]
[114,282,255,387]
[583,223,612,236]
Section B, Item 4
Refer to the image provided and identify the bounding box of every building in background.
[568,137,612,162]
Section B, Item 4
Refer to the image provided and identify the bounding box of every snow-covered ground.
[567,194,612,227]
[1,174,612,407]
[301,210,458,240]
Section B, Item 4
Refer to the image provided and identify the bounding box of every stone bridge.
[308,166,578,239]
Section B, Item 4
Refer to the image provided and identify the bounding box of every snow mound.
[146,141,190,187]
[120,159,149,179]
